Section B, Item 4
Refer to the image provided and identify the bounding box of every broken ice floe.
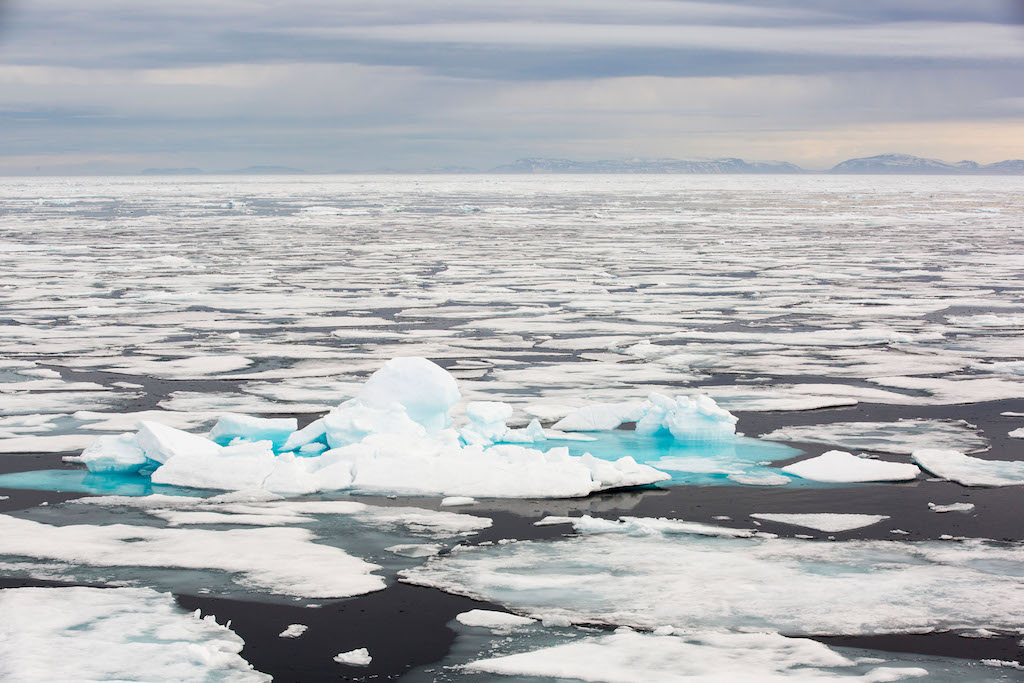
[402,516,1024,636]
[334,648,372,666]
[913,450,1024,487]
[760,419,988,455]
[929,502,976,514]
[0,586,268,682]
[0,492,490,601]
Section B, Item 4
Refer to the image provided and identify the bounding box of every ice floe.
[402,517,1024,636]
[0,586,268,682]
[760,419,988,455]
[749,513,890,532]
[334,648,372,666]
[781,451,920,483]
[279,624,308,638]
[456,609,536,630]
[928,502,976,513]
[912,450,1024,487]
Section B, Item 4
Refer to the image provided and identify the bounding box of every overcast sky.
[1,0,1022,173]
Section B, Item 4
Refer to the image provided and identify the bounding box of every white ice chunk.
[1009,428,1024,439]
[551,401,648,431]
[782,451,920,483]
[358,356,460,432]
[281,417,327,451]
[440,496,477,507]
[460,401,513,446]
[209,414,297,450]
[464,629,929,683]
[334,648,371,666]
[75,433,149,473]
[913,449,1024,487]
[278,624,308,638]
[135,420,221,464]
[635,393,737,441]
[749,513,890,532]
[727,472,791,486]
[0,586,269,682]
[455,609,536,629]
[928,502,975,513]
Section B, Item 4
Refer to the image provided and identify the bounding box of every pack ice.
[72,357,669,498]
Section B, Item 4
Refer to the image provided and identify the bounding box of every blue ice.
[0,469,206,498]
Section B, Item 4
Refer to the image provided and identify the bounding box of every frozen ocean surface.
[1,174,1023,681]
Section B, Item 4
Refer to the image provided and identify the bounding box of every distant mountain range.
[139,154,1024,175]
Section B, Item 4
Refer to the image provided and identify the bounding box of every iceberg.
[912,449,1024,487]
[72,358,669,498]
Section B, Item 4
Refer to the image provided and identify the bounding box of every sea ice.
[1009,428,1024,439]
[72,433,149,472]
[749,513,890,532]
[782,451,920,483]
[72,358,669,498]
[209,414,298,450]
[334,648,372,666]
[760,419,989,455]
[463,629,930,682]
[0,586,268,682]
[552,393,736,441]
[928,502,975,513]
[402,520,1024,636]
[279,624,308,638]
[456,609,536,629]
[912,450,1024,487]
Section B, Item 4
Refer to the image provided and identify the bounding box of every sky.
[0,0,1022,173]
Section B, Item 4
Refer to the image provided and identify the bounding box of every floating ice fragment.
[455,609,536,629]
[552,401,648,431]
[440,496,477,507]
[67,433,150,472]
[749,513,890,532]
[334,648,372,666]
[136,420,221,464]
[460,401,513,446]
[782,451,920,483]
[760,419,988,455]
[279,624,308,638]
[913,449,1024,487]
[1009,428,1024,439]
[928,502,975,513]
[552,393,737,442]
[727,472,791,486]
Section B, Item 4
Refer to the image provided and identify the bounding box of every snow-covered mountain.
[491,157,806,174]
[829,154,1024,174]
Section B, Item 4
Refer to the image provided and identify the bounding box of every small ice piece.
[455,609,536,629]
[782,451,920,483]
[749,513,890,532]
[760,419,988,455]
[635,393,737,442]
[209,415,297,450]
[928,502,975,513]
[135,421,221,464]
[552,401,648,431]
[534,516,573,526]
[281,417,328,451]
[1009,428,1024,439]
[334,648,372,666]
[913,449,1024,487]
[502,419,547,444]
[727,472,790,486]
[440,496,477,507]
[279,624,308,638]
[386,544,443,558]
[75,433,150,473]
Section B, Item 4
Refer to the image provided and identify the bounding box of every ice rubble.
[73,357,669,498]
[912,449,1024,487]
[401,516,1024,636]
[0,586,268,682]
[781,451,920,483]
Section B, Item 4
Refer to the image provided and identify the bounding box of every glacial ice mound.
[72,357,669,498]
